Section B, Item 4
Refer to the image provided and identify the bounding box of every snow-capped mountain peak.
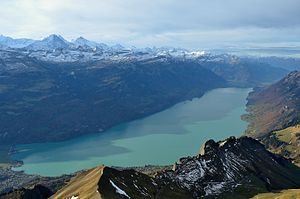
[0,34,212,62]
[73,36,108,49]
[45,34,68,42]
[110,43,126,51]
[27,34,70,50]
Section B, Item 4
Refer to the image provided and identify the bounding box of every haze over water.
[12,87,251,176]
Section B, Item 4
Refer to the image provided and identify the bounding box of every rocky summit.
[46,136,300,199]
[169,136,300,198]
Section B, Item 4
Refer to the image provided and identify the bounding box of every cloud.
[0,0,299,48]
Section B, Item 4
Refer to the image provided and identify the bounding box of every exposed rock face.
[245,71,300,137]
[51,137,300,199]
[166,136,300,198]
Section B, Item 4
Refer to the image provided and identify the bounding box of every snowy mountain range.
[0,34,208,62]
[0,34,123,50]
[0,35,35,48]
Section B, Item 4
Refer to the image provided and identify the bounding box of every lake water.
[12,87,251,176]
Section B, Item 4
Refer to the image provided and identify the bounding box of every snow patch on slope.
[110,180,131,198]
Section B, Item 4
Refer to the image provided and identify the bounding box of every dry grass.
[251,189,300,199]
[271,125,300,166]
[51,166,104,199]
[274,125,300,142]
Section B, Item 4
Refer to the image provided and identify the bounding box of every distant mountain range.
[0,34,211,63]
[0,34,300,65]
[0,35,35,48]
[0,34,105,50]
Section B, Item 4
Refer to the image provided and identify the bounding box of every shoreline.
[7,87,252,176]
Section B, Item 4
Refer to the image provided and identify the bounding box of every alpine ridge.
[48,136,300,199]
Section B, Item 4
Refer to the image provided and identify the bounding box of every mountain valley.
[0,35,300,199]
[1,0,300,198]
[0,35,291,148]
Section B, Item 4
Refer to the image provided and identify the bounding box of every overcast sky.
[1,0,300,49]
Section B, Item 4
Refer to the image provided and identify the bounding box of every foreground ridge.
[47,136,300,199]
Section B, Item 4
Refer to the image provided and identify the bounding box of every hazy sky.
[1,0,300,49]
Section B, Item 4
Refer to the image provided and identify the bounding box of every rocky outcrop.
[166,136,300,198]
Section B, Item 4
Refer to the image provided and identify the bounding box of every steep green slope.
[244,71,300,138]
[243,71,300,198]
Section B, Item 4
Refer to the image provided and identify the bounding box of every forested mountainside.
[3,136,300,199]
[0,41,288,146]
[0,55,225,144]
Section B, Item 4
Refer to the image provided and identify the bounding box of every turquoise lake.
[12,87,251,176]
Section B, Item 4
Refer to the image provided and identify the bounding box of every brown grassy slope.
[251,189,300,199]
[51,166,103,199]
[261,125,300,166]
